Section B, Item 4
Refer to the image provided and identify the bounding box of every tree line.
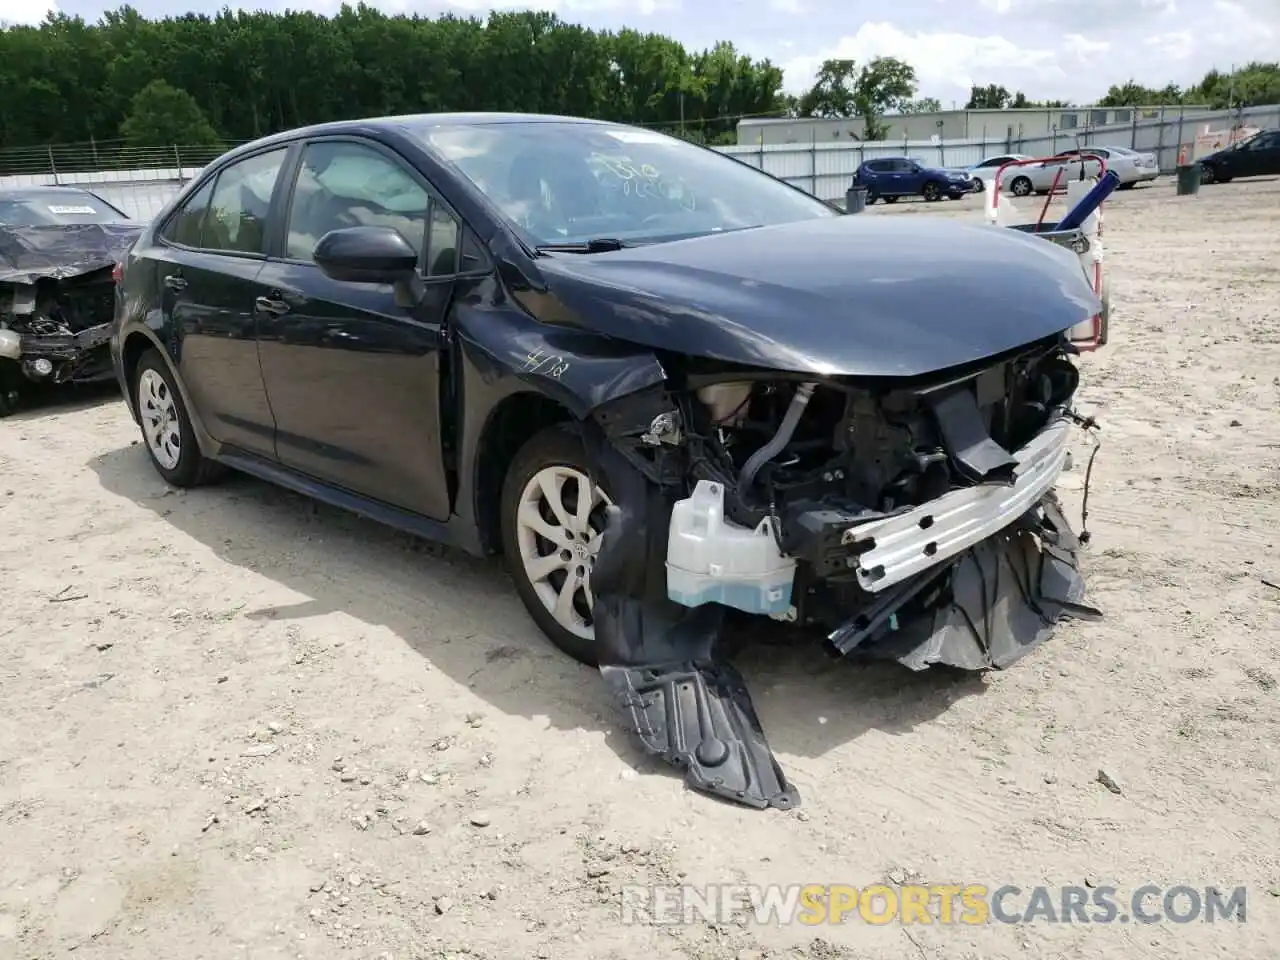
[0,5,1275,164]
[965,62,1280,112]
[0,4,789,154]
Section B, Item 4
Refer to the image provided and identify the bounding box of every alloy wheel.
[514,464,612,640]
[138,368,181,470]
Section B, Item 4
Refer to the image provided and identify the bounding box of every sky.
[3,0,1277,107]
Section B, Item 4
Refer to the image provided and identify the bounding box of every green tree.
[966,84,1011,109]
[119,78,220,147]
[797,56,917,139]
[900,97,941,114]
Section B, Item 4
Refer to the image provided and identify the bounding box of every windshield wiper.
[536,238,628,254]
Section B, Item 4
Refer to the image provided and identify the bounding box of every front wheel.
[883,195,899,204]
[1010,176,1033,197]
[973,177,986,192]
[133,349,224,487]
[922,181,941,201]
[500,424,614,666]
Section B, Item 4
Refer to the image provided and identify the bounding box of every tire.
[922,181,941,201]
[1117,181,1135,190]
[973,177,985,192]
[883,195,899,204]
[865,187,879,204]
[500,423,615,666]
[133,348,225,487]
[1199,164,1216,184]
[1010,176,1033,197]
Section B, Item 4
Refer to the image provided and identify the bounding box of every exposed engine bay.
[584,334,1102,811]
[0,222,138,416]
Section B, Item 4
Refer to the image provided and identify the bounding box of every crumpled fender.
[452,299,666,419]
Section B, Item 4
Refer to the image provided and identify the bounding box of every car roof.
[214,112,626,160]
[0,185,103,199]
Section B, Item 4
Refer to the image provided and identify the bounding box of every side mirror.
[313,226,418,285]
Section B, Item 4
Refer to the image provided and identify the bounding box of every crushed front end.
[0,223,137,416]
[584,334,1102,810]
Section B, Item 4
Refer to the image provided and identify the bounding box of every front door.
[1237,131,1280,177]
[153,146,291,458]
[254,136,457,521]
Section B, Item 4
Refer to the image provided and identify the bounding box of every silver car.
[964,153,1034,193]
[1005,153,1106,197]
[1073,145,1160,188]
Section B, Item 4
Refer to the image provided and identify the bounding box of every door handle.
[255,295,291,317]
[163,274,187,292]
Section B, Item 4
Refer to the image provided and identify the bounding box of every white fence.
[723,104,1280,201]
[2,102,1278,216]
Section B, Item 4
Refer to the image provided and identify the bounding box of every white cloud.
[781,21,1060,103]
[1063,33,1109,58]
[1144,30,1193,61]
[0,0,55,24]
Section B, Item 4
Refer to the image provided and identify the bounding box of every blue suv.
[853,157,975,203]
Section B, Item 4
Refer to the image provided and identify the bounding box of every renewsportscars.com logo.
[619,883,1249,926]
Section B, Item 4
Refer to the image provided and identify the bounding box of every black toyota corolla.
[111,112,1104,809]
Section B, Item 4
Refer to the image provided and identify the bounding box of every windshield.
[0,190,128,227]
[407,119,837,247]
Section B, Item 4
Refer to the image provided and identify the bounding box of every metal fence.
[2,103,1278,217]
[721,104,1280,201]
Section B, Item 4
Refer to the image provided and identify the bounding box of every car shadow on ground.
[1,379,122,422]
[89,442,987,783]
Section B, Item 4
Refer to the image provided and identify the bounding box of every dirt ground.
[2,176,1278,960]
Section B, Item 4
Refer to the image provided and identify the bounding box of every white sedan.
[1004,153,1106,197]
[964,153,1035,193]
[1067,145,1160,188]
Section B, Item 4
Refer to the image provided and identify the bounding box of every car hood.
[527,216,1101,378]
[0,222,143,285]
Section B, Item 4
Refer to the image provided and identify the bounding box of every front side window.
[426,202,460,277]
[285,140,430,262]
[408,119,836,248]
[204,148,288,254]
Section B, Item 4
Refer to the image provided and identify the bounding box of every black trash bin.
[845,184,868,213]
[1176,163,1201,196]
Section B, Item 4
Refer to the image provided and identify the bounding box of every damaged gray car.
[0,186,141,416]
[110,113,1105,811]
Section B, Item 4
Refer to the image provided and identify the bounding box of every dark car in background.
[0,186,140,416]
[110,112,1102,809]
[853,156,974,203]
[1199,128,1280,184]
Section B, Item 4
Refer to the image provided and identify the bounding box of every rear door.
[151,145,292,458]
[253,135,456,520]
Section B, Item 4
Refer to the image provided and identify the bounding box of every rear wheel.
[1010,176,1033,197]
[133,349,225,487]
[500,424,614,666]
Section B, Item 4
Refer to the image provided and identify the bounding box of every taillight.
[112,262,123,284]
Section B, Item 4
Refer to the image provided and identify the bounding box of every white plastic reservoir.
[666,479,797,616]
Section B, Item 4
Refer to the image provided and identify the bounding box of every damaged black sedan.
[111,113,1104,810]
[0,186,142,416]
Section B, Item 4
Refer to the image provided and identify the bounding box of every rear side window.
[204,148,289,255]
[165,178,214,247]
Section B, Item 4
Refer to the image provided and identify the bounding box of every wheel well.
[474,392,574,555]
[120,332,156,413]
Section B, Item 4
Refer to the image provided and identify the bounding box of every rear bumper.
[842,415,1071,592]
